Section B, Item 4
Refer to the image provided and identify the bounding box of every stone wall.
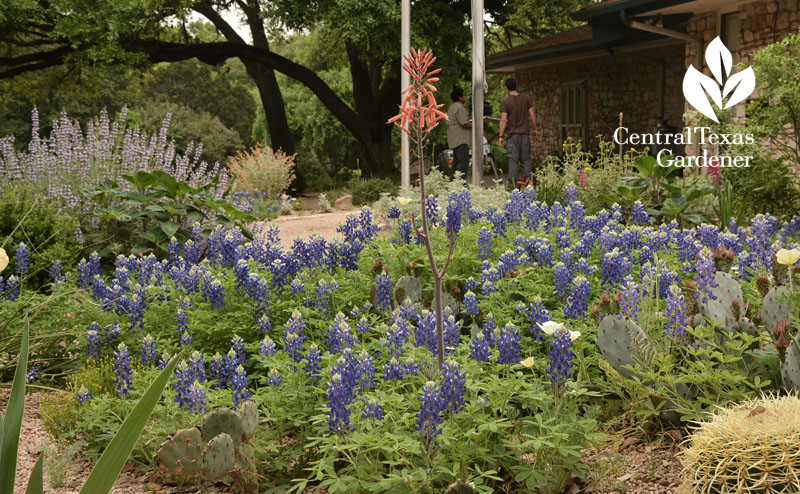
[516,43,685,159]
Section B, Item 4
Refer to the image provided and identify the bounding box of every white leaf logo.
[682,36,756,122]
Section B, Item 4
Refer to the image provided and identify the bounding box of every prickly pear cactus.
[699,272,743,327]
[232,442,258,492]
[157,427,204,479]
[597,316,649,379]
[202,409,243,444]
[238,401,258,441]
[203,433,235,481]
[441,292,460,315]
[395,275,422,304]
[781,341,800,392]
[762,286,794,335]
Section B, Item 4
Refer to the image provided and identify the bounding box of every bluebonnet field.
[3,177,800,492]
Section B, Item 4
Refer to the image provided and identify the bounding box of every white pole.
[471,0,485,187]
[401,0,411,188]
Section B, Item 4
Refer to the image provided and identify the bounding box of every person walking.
[447,88,472,179]
[498,78,538,187]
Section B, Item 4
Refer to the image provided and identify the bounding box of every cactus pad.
[395,275,422,304]
[597,316,649,379]
[157,427,204,478]
[202,409,243,444]
[441,292,460,315]
[762,286,795,335]
[203,432,235,481]
[237,401,258,441]
[781,341,800,392]
[699,272,743,327]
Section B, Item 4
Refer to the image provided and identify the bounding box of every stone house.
[488,0,800,159]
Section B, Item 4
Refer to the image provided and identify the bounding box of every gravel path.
[262,209,363,248]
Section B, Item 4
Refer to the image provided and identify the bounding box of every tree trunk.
[246,63,294,155]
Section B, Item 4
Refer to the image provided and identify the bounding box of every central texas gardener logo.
[683,37,756,122]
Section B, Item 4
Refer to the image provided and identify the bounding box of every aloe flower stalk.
[388,48,452,365]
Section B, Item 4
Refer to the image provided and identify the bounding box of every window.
[560,83,586,146]
[721,13,741,64]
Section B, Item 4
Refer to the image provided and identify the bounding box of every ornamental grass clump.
[680,394,800,493]
[228,144,295,199]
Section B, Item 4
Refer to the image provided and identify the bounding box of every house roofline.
[572,0,694,21]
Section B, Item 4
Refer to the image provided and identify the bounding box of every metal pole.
[401,0,411,188]
[471,0,484,187]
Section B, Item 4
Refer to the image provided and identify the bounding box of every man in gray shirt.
[498,78,538,187]
[447,88,472,179]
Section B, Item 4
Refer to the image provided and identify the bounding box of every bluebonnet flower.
[362,397,384,420]
[140,334,157,365]
[462,290,479,315]
[25,367,39,383]
[693,247,718,304]
[257,313,272,333]
[126,285,147,330]
[443,310,461,351]
[375,273,392,312]
[112,343,133,397]
[415,310,437,352]
[396,219,412,245]
[158,351,173,370]
[568,202,585,230]
[416,381,444,442]
[15,243,29,276]
[266,368,283,386]
[326,312,355,353]
[284,333,305,366]
[357,349,376,390]
[173,361,192,409]
[290,277,305,294]
[209,352,228,388]
[555,227,571,249]
[404,357,419,376]
[553,262,572,298]
[546,328,575,392]
[486,206,509,238]
[388,205,401,219]
[482,312,498,346]
[630,201,650,224]
[186,380,207,413]
[101,322,121,344]
[697,223,721,250]
[202,277,225,309]
[619,276,640,320]
[564,183,579,203]
[497,322,521,364]
[497,248,523,276]
[187,351,206,384]
[664,285,688,338]
[356,315,371,334]
[477,227,493,260]
[231,335,247,365]
[326,373,354,433]
[533,238,553,267]
[440,360,466,413]
[383,358,405,380]
[470,332,490,361]
[234,260,250,291]
[601,248,630,287]
[86,329,102,361]
[314,279,339,316]
[49,260,65,283]
[260,336,277,359]
[425,195,439,225]
[398,297,417,321]
[465,277,479,292]
[565,276,590,320]
[76,252,101,288]
[166,236,181,265]
[175,307,192,345]
[305,343,323,384]
[230,364,251,407]
[445,190,470,234]
[76,385,92,403]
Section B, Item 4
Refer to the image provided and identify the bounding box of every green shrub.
[0,187,80,290]
[228,145,296,199]
[348,177,398,206]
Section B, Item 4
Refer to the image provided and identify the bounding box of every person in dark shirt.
[498,78,538,187]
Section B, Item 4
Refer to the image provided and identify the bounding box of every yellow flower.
[520,357,535,368]
[0,248,7,273]
[538,321,565,336]
[397,196,412,206]
[569,331,582,342]
[776,248,800,266]
[584,166,591,172]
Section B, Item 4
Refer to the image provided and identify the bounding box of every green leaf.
[634,155,656,176]
[160,221,180,238]
[25,454,43,494]
[150,170,180,197]
[122,171,157,192]
[0,324,30,494]
[79,356,179,494]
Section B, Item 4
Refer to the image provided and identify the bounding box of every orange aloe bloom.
[388,48,447,136]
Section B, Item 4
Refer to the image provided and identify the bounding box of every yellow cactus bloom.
[0,248,7,273]
[537,321,565,336]
[520,357,535,368]
[776,248,800,266]
[397,196,412,206]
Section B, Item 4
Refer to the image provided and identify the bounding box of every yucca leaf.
[0,324,29,494]
[79,356,178,494]
[24,454,43,494]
